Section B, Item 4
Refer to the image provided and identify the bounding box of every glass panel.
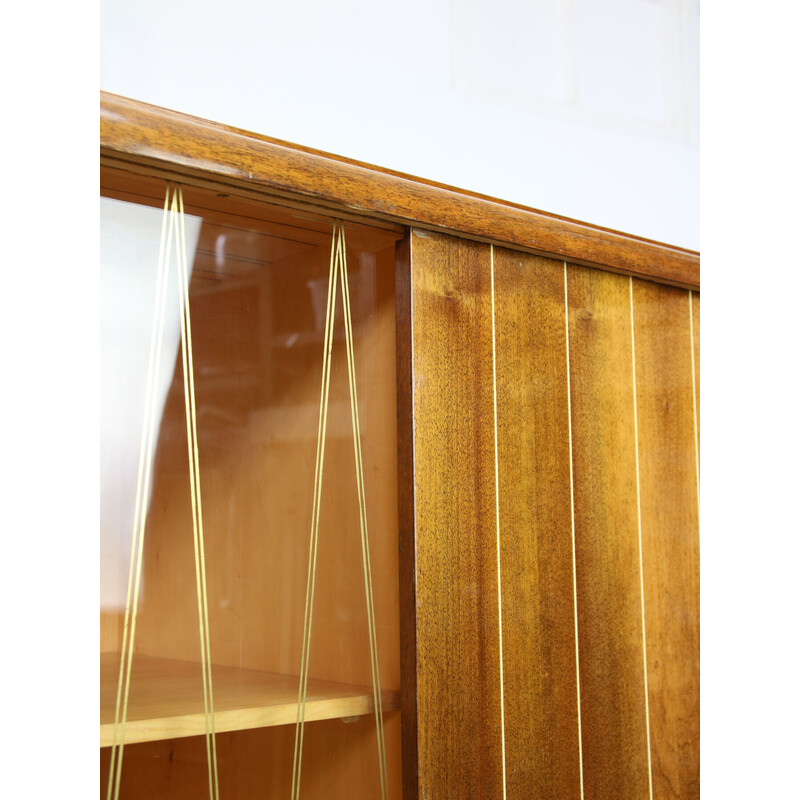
[100,166,403,798]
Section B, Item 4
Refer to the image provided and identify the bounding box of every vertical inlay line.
[291,223,339,800]
[629,277,654,800]
[109,185,175,800]
[489,245,508,800]
[338,222,388,799]
[176,186,220,800]
[689,291,700,510]
[563,262,585,800]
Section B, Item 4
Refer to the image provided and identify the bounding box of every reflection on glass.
[100,197,202,611]
[99,168,403,798]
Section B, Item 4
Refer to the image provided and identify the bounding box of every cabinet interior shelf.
[100,653,399,746]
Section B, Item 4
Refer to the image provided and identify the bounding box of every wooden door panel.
[409,230,504,799]
[633,281,700,800]
[493,248,582,799]
[406,235,699,800]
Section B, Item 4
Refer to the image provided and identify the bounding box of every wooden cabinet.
[100,93,699,799]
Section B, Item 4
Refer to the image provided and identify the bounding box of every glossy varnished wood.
[101,92,699,289]
[100,103,702,799]
[394,232,419,800]
[691,292,700,455]
[566,266,651,798]
[409,231,504,799]
[99,653,399,746]
[405,239,700,799]
[101,165,397,256]
[492,248,582,798]
[632,281,700,799]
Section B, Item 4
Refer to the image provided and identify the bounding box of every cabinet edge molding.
[100,92,700,291]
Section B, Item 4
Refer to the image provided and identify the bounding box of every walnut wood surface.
[691,291,700,454]
[409,231,504,799]
[566,266,652,798]
[394,232,419,800]
[633,281,700,799]
[101,92,699,289]
[404,237,700,799]
[492,248,582,798]
[100,141,701,798]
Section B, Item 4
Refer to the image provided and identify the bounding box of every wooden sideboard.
[100,92,699,799]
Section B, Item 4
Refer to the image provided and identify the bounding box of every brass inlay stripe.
[489,245,508,799]
[106,185,219,800]
[291,223,338,800]
[689,291,700,510]
[291,222,388,799]
[563,262,585,800]
[338,222,388,797]
[107,187,174,800]
[175,186,220,799]
[629,277,654,800]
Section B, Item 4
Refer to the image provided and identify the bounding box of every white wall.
[100,0,699,250]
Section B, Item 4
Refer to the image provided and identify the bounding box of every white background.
[100,0,700,250]
[1,1,798,797]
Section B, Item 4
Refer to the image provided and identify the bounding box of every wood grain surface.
[394,232,420,799]
[100,713,402,800]
[691,291,700,457]
[101,92,699,289]
[405,238,700,800]
[100,653,399,746]
[409,230,504,799]
[101,152,701,798]
[566,266,652,799]
[492,248,582,798]
[632,281,700,799]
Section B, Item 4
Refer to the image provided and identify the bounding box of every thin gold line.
[629,277,654,800]
[105,186,171,800]
[174,187,213,790]
[338,224,388,793]
[174,188,212,793]
[689,291,700,511]
[291,220,339,800]
[176,186,219,799]
[338,221,388,798]
[114,189,177,800]
[563,262,585,800]
[111,184,177,800]
[489,245,508,800]
[180,188,221,799]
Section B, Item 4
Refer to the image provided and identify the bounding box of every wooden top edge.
[100,92,699,289]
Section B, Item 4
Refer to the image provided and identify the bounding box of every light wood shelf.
[100,653,399,746]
